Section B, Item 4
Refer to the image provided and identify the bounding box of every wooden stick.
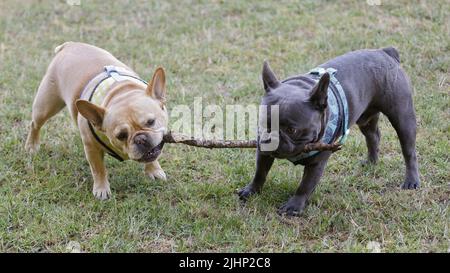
[163,131,342,152]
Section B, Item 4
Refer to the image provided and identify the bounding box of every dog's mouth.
[137,141,165,163]
[260,140,312,158]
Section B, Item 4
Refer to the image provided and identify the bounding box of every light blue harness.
[287,67,349,164]
[81,66,148,161]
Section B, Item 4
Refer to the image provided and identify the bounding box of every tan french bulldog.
[25,42,169,200]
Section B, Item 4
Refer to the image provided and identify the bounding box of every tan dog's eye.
[286,127,297,135]
[116,131,128,141]
[146,119,155,127]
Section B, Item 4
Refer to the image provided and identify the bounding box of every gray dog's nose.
[134,133,150,146]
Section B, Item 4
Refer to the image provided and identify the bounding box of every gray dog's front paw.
[401,180,420,190]
[360,159,377,167]
[278,196,306,217]
[237,184,259,201]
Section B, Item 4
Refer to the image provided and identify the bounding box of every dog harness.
[80,66,148,161]
[287,67,349,164]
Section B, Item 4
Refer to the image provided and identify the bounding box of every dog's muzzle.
[137,141,164,162]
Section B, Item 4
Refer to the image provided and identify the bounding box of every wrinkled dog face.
[77,67,168,162]
[104,95,168,162]
[258,61,330,159]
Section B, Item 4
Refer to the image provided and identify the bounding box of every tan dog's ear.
[76,99,106,129]
[146,67,166,103]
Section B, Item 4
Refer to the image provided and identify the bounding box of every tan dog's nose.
[134,133,150,146]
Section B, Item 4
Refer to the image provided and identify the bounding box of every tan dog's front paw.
[146,168,167,180]
[93,184,111,200]
[145,161,167,180]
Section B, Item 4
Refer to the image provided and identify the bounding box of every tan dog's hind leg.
[25,74,65,153]
[83,144,111,200]
[144,160,166,180]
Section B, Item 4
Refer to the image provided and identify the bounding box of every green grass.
[0,0,449,252]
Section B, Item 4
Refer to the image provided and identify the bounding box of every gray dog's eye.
[116,131,128,141]
[286,127,297,135]
[146,119,155,127]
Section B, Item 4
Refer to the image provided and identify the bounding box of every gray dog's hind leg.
[358,113,381,165]
[382,71,420,189]
[385,109,420,189]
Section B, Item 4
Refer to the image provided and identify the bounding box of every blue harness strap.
[287,67,349,164]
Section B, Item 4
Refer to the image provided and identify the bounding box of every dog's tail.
[382,46,400,63]
[383,46,413,95]
[54,41,73,54]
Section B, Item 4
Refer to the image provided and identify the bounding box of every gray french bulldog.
[238,47,420,216]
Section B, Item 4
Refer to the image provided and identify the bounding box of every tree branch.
[163,131,341,152]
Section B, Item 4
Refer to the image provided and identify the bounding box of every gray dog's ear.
[310,72,330,110]
[262,61,280,92]
[147,67,166,103]
[76,99,106,130]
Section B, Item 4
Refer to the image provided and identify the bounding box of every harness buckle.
[104,66,126,82]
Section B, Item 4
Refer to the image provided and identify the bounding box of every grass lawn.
[0,0,449,252]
